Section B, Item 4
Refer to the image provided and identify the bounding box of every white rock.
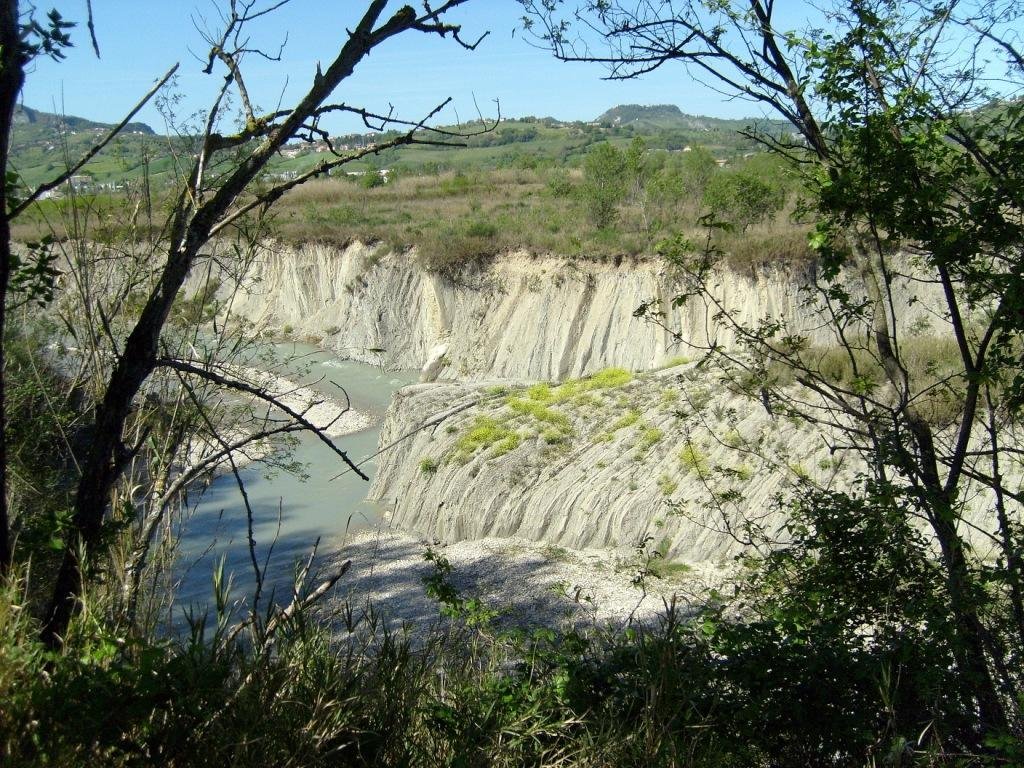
[420,343,449,383]
[215,242,946,381]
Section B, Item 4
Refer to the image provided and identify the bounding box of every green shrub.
[788,462,810,480]
[526,382,552,401]
[519,368,634,407]
[361,169,385,189]
[657,474,678,496]
[439,171,473,196]
[463,218,498,238]
[610,409,641,431]
[660,355,691,369]
[647,557,691,581]
[636,426,664,453]
[542,428,569,445]
[506,396,572,430]
[702,168,783,231]
[491,433,522,457]
[679,443,709,476]
[581,142,627,229]
[453,416,520,463]
[587,367,632,388]
[545,170,575,197]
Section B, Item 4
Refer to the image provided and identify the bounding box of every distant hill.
[7,103,785,192]
[14,105,154,138]
[598,104,690,128]
[597,103,789,134]
[10,106,169,191]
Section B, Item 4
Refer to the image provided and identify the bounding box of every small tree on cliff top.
[582,140,628,228]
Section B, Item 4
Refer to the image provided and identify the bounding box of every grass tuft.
[610,409,641,431]
[506,396,572,430]
[453,416,520,463]
[637,426,664,453]
[679,442,709,476]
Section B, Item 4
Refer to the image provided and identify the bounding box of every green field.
[10,103,809,267]
[10,103,789,189]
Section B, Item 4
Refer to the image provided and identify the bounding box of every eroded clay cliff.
[221,241,938,381]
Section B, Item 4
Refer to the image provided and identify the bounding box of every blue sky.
[21,1,815,133]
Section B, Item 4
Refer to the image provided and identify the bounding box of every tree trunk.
[42,245,195,645]
[856,240,1006,732]
[930,502,1007,731]
[0,0,25,576]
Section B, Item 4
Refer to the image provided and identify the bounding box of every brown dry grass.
[12,167,813,272]
[272,168,810,270]
[767,335,974,428]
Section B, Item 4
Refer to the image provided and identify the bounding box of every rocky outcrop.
[221,241,941,382]
[368,364,1010,563]
[368,364,842,563]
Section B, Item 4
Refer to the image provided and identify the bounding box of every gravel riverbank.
[321,524,728,641]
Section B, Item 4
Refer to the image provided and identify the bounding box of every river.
[171,342,418,627]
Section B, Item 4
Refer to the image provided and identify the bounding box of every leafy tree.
[522,0,1024,746]
[0,1,488,645]
[644,146,719,232]
[701,169,781,231]
[361,169,386,189]
[678,145,717,200]
[581,141,627,229]
[623,135,649,202]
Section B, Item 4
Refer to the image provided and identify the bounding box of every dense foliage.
[520,0,1024,758]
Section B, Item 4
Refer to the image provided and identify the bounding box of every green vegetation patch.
[498,368,637,447]
[657,474,678,496]
[526,382,553,401]
[610,409,641,431]
[491,432,522,457]
[506,396,572,430]
[679,443,709,476]
[659,355,691,369]
[636,426,664,453]
[586,367,633,389]
[452,416,521,463]
[524,367,634,405]
[542,428,570,445]
[648,558,693,581]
